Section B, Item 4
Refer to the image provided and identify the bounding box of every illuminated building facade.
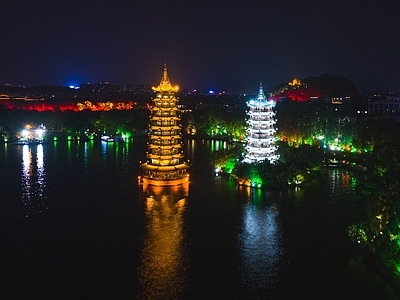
[139,64,190,186]
[243,83,278,164]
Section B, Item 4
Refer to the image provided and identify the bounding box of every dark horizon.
[1,0,399,94]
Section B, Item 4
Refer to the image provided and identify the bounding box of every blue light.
[63,75,84,89]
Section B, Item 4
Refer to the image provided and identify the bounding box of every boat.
[101,135,115,142]
[14,138,45,145]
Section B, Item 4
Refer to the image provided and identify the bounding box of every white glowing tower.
[243,83,278,164]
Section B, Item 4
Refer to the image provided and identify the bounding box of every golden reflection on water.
[138,183,189,299]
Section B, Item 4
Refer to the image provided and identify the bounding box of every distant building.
[0,93,44,102]
[288,78,303,88]
[368,94,400,114]
[126,84,153,95]
[79,81,123,94]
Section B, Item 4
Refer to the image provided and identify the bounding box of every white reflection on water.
[238,189,283,295]
[21,144,47,218]
[137,184,189,299]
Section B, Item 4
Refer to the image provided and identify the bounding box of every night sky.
[1,0,399,94]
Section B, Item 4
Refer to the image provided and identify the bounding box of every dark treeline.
[0,105,150,139]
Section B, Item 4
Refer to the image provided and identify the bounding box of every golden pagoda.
[139,64,190,187]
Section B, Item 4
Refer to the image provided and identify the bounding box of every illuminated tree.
[354,141,400,278]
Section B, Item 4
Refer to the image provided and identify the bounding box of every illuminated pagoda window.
[139,64,190,186]
[243,83,279,164]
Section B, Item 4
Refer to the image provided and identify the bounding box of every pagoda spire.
[257,82,265,100]
[152,62,179,93]
[160,63,170,86]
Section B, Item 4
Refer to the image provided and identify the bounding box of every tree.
[355,140,400,277]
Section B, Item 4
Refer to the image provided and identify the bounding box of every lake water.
[0,138,398,299]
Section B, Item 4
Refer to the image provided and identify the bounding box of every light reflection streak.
[185,138,195,163]
[114,142,120,166]
[101,140,113,170]
[3,141,8,156]
[121,142,129,170]
[238,191,283,294]
[137,183,189,299]
[67,140,72,164]
[21,144,47,218]
[36,144,46,199]
[327,168,356,204]
[83,142,88,173]
[329,168,341,194]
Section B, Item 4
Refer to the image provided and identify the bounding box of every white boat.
[14,138,44,145]
[101,135,114,142]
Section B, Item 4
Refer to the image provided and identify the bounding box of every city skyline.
[1,0,399,94]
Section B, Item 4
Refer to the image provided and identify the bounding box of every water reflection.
[138,183,190,299]
[185,139,196,163]
[238,186,283,296]
[208,139,228,153]
[325,168,359,210]
[101,140,112,170]
[21,144,47,218]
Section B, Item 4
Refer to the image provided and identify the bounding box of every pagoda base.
[141,180,190,200]
[138,174,189,187]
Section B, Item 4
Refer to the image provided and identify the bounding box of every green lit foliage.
[274,100,400,154]
[224,158,237,174]
[346,224,368,245]
[354,140,400,278]
[276,141,324,185]
[229,142,324,189]
[232,160,282,190]
[233,162,262,187]
[249,167,263,187]
[210,143,244,174]
[191,107,246,141]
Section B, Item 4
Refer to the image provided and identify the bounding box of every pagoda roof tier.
[247,128,276,131]
[150,126,181,130]
[247,127,275,131]
[247,104,274,108]
[246,148,277,153]
[140,162,190,171]
[153,98,178,103]
[149,135,181,140]
[246,135,274,139]
[148,144,182,149]
[147,154,184,160]
[247,122,275,125]
[152,107,179,111]
[246,150,276,154]
[151,116,180,121]
[247,111,273,116]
